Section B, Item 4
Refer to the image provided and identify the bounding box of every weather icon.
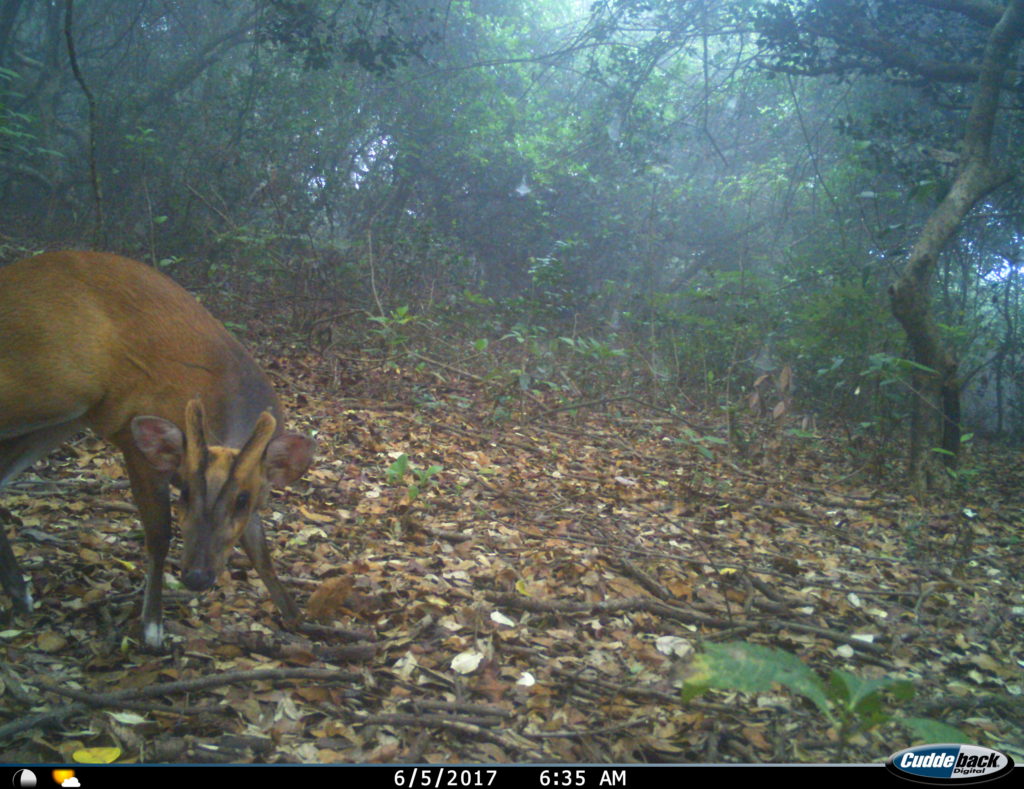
[12,770,37,788]
[49,772,78,788]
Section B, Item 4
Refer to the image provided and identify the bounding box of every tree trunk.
[889,0,1024,497]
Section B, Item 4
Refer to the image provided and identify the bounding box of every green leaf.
[899,717,966,744]
[829,670,913,712]
[387,453,409,484]
[682,641,833,719]
[828,670,911,727]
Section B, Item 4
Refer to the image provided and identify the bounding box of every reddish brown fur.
[0,251,278,443]
[0,251,313,648]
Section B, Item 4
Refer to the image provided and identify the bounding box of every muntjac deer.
[0,251,314,648]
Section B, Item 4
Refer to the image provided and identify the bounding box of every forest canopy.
[1,0,1023,467]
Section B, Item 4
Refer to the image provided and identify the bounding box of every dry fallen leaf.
[306,576,354,622]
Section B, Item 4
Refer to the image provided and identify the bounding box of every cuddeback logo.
[885,744,1015,784]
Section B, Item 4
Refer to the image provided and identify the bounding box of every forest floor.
[0,316,1022,765]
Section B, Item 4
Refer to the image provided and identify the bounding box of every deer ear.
[131,416,184,473]
[265,433,315,487]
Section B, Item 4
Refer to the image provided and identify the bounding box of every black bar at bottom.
[5,762,906,789]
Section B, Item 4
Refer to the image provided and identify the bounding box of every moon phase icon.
[13,770,37,788]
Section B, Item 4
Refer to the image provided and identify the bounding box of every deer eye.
[234,491,251,514]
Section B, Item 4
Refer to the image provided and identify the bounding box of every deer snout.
[182,566,217,591]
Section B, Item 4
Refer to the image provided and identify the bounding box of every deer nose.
[183,568,216,591]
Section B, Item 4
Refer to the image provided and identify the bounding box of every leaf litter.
[0,342,1021,764]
